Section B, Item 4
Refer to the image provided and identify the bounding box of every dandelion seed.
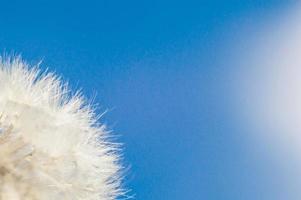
[0,57,124,200]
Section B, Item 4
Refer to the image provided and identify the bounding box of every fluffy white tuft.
[0,57,123,199]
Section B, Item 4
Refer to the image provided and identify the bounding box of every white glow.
[235,6,301,155]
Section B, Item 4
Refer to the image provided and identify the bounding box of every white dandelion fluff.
[0,57,123,199]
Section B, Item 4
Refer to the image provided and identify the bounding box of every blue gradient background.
[0,1,297,199]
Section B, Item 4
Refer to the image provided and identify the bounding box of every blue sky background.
[0,1,298,199]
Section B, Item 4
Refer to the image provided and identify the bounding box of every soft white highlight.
[0,57,123,199]
[236,8,301,144]
[225,6,301,198]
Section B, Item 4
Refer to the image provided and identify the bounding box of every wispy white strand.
[0,57,123,200]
